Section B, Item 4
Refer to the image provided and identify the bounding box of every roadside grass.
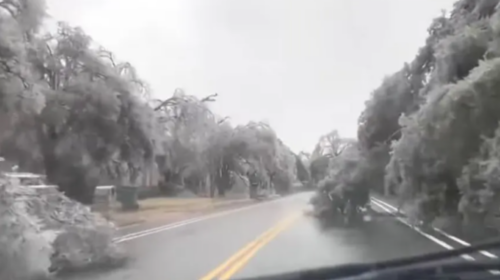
[107,197,251,227]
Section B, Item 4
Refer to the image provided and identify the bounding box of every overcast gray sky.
[46,0,456,153]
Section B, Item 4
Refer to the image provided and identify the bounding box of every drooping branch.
[0,0,18,17]
[154,97,176,111]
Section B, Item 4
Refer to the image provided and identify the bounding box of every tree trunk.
[218,185,226,197]
[58,168,97,205]
[249,183,258,199]
[463,211,486,228]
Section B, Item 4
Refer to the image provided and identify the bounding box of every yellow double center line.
[200,212,300,280]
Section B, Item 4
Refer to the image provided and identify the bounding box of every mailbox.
[92,185,116,219]
[94,185,116,201]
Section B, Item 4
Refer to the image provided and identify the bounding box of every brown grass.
[107,198,250,227]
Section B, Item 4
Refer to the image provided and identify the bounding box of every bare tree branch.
[201,93,218,103]
[217,116,229,125]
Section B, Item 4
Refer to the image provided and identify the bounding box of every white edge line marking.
[372,198,500,274]
[116,217,211,243]
[371,200,475,261]
[371,197,499,260]
[371,198,397,211]
[115,213,222,240]
[114,196,287,243]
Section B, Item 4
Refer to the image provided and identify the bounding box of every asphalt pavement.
[63,192,500,280]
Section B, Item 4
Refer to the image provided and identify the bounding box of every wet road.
[66,192,499,280]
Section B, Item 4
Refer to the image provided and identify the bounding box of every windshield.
[1,0,499,280]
